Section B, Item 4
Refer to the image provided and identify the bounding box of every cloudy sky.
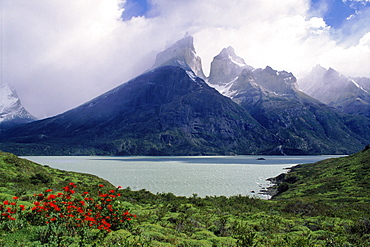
[1,0,370,118]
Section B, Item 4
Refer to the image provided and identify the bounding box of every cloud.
[2,0,370,118]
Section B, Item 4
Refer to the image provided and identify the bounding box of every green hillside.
[271,145,370,216]
[1,149,370,246]
[0,151,114,198]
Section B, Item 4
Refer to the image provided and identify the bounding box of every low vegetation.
[1,147,369,246]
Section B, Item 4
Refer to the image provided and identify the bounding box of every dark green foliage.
[30,173,51,185]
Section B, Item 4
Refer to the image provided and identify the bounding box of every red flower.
[47,194,56,200]
[3,200,9,205]
[99,184,104,188]
[45,189,53,192]
[12,196,19,200]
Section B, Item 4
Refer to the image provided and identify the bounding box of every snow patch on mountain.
[351,79,368,93]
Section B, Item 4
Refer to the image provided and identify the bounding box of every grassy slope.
[0,151,114,199]
[1,149,370,246]
[272,145,370,218]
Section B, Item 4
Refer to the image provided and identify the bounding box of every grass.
[1,147,370,246]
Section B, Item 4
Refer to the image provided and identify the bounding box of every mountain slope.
[0,66,278,156]
[299,65,370,117]
[0,83,36,129]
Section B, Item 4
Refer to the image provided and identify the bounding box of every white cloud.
[2,0,370,118]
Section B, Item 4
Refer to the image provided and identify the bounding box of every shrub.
[1,183,136,244]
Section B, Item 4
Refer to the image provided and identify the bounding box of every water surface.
[24,155,342,199]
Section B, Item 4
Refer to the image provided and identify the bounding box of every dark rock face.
[0,66,278,156]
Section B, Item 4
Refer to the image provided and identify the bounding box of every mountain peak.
[152,36,206,79]
[0,83,36,127]
[217,46,236,58]
[208,47,253,86]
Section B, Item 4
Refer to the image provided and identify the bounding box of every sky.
[1,0,370,118]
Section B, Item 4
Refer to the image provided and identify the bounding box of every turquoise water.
[24,155,342,199]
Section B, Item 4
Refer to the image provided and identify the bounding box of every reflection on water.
[23,155,342,199]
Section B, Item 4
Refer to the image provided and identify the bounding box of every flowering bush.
[1,183,135,234]
[0,196,24,221]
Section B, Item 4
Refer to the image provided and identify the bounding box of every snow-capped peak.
[0,83,36,125]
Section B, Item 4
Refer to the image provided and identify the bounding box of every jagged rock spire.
[208,46,253,86]
[152,36,206,79]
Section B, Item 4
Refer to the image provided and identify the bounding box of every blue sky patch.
[310,0,370,29]
[121,0,151,21]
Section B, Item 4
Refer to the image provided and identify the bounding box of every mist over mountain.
[299,65,370,117]
[0,36,369,155]
[0,83,36,130]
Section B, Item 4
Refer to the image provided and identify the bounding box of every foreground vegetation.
[1,148,370,246]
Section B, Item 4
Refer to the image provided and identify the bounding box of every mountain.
[152,35,206,80]
[0,65,279,156]
[0,83,36,129]
[299,65,370,117]
[1,37,369,155]
[207,49,370,154]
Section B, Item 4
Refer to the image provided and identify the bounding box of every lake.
[23,155,342,199]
